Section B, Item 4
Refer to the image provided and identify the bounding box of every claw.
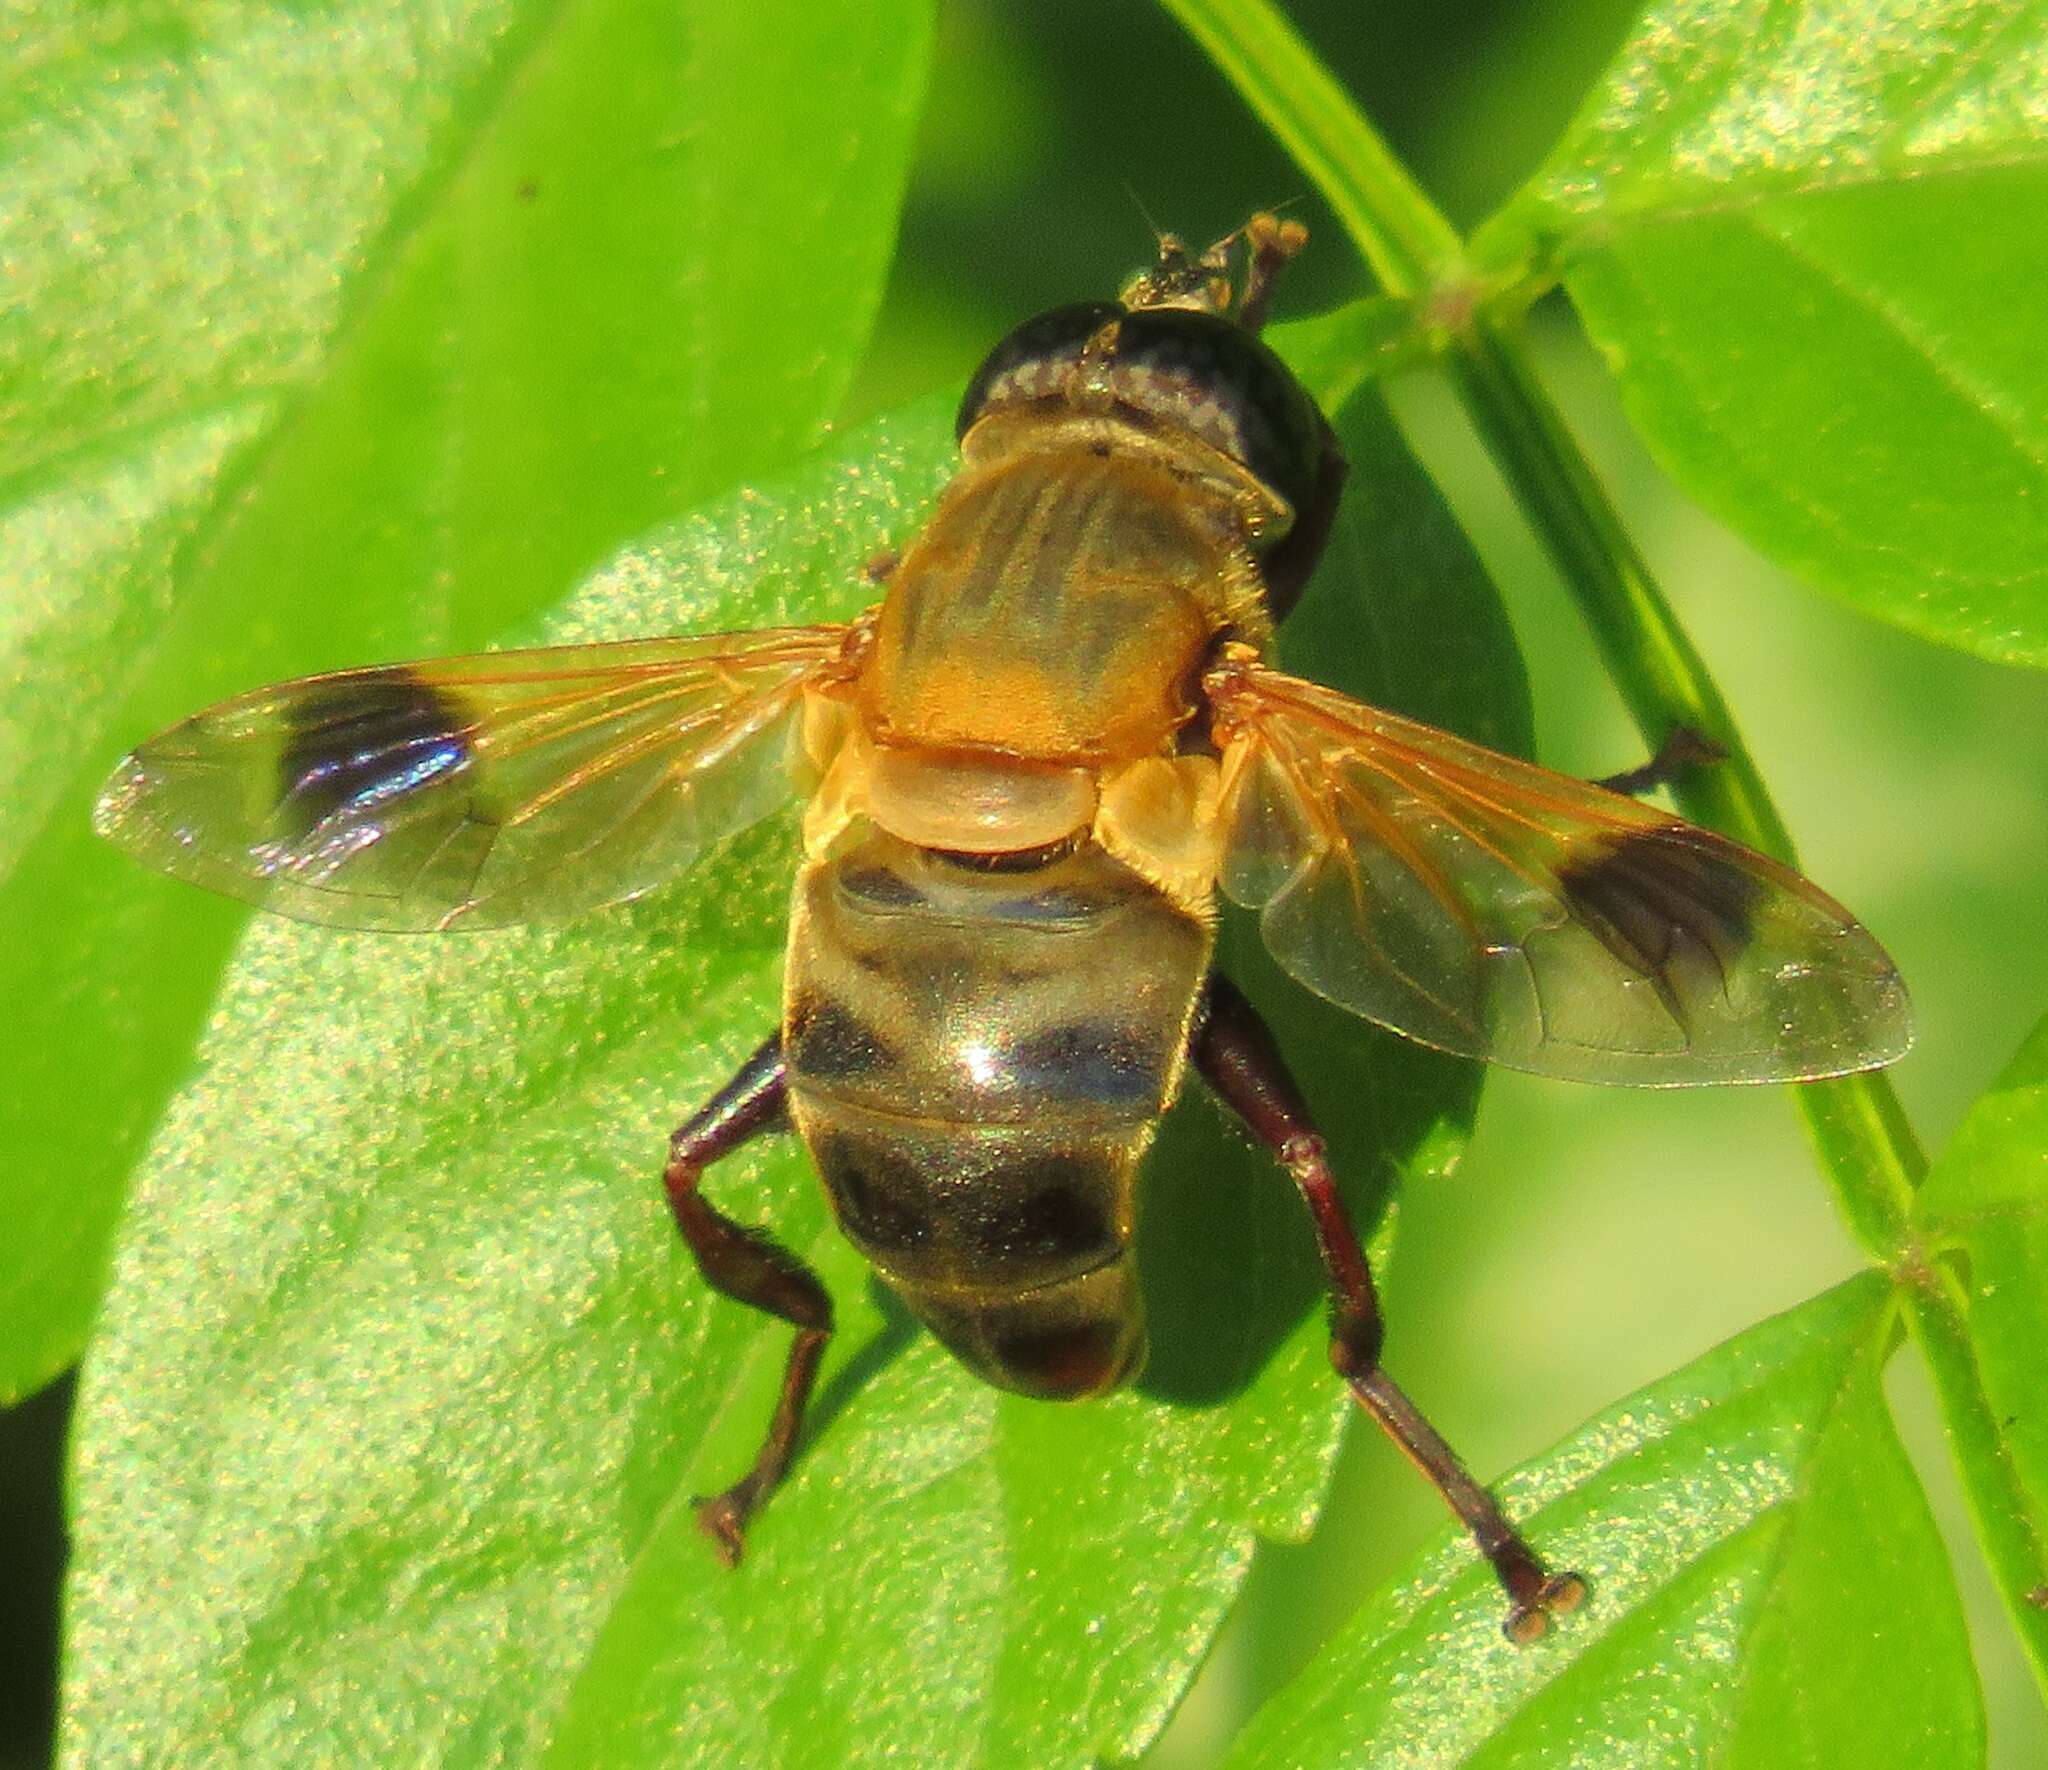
[694,1489,751,1569]
[1501,1569,1589,1644]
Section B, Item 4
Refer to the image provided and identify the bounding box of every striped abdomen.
[782,830,1212,1397]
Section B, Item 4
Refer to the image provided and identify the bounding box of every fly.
[95,214,1911,1641]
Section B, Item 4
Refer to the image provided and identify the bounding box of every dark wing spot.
[786,994,895,1082]
[1558,826,1764,1008]
[967,1151,1118,1266]
[277,671,473,839]
[815,1132,931,1254]
[1005,1023,1161,1109]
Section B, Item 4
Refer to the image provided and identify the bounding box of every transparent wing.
[94,625,856,931]
[1208,664,1912,1085]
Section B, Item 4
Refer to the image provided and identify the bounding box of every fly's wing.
[1206,663,1912,1085]
[94,626,856,931]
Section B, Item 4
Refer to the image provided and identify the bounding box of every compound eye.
[955,302,1121,440]
[954,297,1332,531]
[1107,307,1329,521]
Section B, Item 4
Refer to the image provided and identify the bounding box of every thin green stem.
[1900,1277,2048,1689]
[1441,331,1791,854]
[1163,0,1926,1259]
[1462,305,2048,1710]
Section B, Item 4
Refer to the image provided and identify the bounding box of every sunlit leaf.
[1222,1274,1983,1769]
[1480,0,2048,669]
[0,0,933,1400]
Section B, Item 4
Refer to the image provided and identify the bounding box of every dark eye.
[955,301,1334,538]
[955,302,1122,441]
[1108,307,1330,523]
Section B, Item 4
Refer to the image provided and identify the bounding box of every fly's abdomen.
[782,831,1212,1397]
[806,1104,1149,1397]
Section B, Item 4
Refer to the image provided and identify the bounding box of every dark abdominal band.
[812,1116,1124,1279]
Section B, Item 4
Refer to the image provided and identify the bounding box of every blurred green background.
[5,0,2046,1764]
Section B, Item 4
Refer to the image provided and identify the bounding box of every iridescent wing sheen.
[1207,664,1912,1085]
[94,626,856,931]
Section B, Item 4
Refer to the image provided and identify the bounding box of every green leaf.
[1223,1275,1984,1769]
[63,379,1531,1765]
[1478,0,2048,669]
[1914,1011,2048,1676]
[0,0,933,1399]
[1267,299,1432,411]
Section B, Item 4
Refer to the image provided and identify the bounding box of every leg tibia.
[663,1033,832,1566]
[1192,975,1585,1642]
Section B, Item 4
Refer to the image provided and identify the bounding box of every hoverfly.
[95,214,1911,1642]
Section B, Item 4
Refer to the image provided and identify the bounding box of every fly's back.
[861,443,1247,765]
[781,831,1212,1397]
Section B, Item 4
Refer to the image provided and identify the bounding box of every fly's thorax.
[781,829,1213,1393]
[856,433,1267,767]
[956,406,1290,547]
[801,715,1099,860]
[799,688,1228,911]
[956,303,1328,548]
[953,297,1345,619]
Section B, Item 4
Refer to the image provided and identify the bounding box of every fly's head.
[953,213,1346,617]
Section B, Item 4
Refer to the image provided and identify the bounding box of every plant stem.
[1899,1272,2048,1686]
[1436,355,2048,1686]
[1164,0,1924,1251]
[1441,331,1788,851]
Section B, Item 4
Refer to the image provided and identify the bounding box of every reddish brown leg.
[1192,976,1586,1643]
[1595,724,1724,797]
[862,547,900,585]
[663,1033,831,1568]
[1235,211,1308,335]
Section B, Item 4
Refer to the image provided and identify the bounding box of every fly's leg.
[1235,211,1308,335]
[1124,210,1305,333]
[663,1032,831,1568]
[1594,725,1725,797]
[1191,975,1587,1644]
